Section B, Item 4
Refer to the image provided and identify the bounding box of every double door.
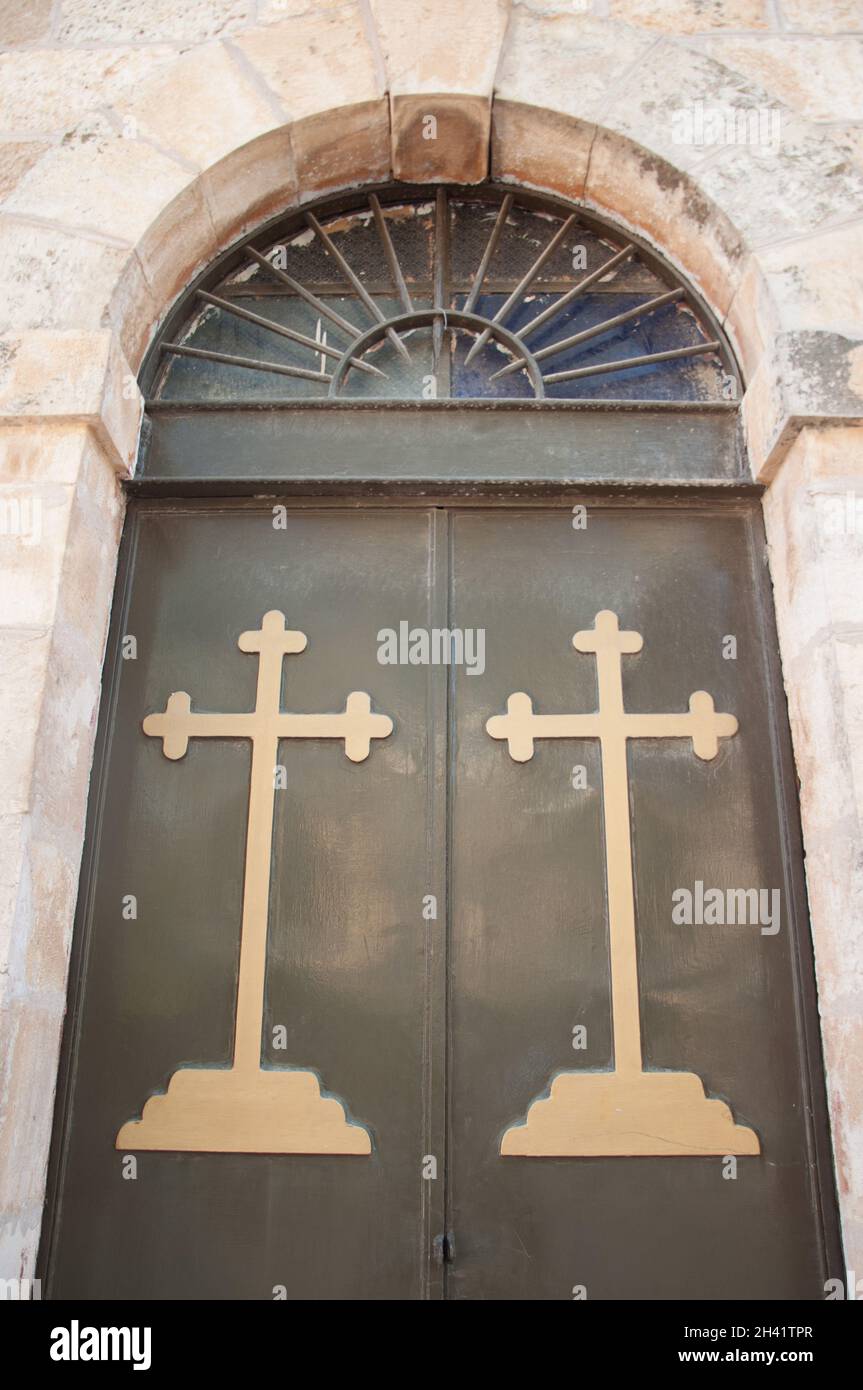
[42,500,840,1299]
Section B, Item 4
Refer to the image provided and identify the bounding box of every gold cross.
[487,610,759,1156]
[116,610,392,1155]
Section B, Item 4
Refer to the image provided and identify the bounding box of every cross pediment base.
[501,1069,759,1157]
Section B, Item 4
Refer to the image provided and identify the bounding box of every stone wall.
[1,0,861,1287]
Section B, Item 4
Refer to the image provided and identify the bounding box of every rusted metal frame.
[219,277,653,299]
[144,396,741,415]
[159,341,331,385]
[462,193,513,314]
[491,245,636,380]
[464,213,578,364]
[327,309,546,398]
[543,339,721,385]
[432,188,450,389]
[244,246,364,341]
[195,289,386,379]
[305,211,411,363]
[492,287,686,382]
[123,476,764,501]
[369,193,414,315]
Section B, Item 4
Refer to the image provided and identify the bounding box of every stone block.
[56,0,253,44]
[696,36,863,123]
[608,0,769,31]
[0,331,142,475]
[4,135,191,248]
[113,41,281,172]
[491,100,593,198]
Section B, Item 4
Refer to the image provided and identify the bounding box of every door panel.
[45,506,446,1300]
[447,506,835,1299]
[43,499,838,1300]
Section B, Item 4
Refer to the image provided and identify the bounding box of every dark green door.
[43,505,448,1300]
[447,506,839,1299]
[42,499,840,1299]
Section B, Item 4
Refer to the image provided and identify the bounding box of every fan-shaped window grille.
[146,185,738,404]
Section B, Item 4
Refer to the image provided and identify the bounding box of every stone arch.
[5,7,859,472]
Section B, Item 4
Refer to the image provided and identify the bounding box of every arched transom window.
[146,185,738,404]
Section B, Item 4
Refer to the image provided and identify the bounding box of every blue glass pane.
[451,292,725,401]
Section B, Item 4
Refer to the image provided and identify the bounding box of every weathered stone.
[4,135,191,247]
[763,427,863,661]
[496,9,656,125]
[29,606,116,850]
[741,347,787,481]
[608,0,769,31]
[697,116,863,247]
[372,0,507,93]
[0,813,26,996]
[696,37,863,123]
[200,125,297,249]
[0,430,123,1146]
[779,0,863,34]
[56,0,253,44]
[107,251,161,378]
[0,482,70,630]
[20,835,80,998]
[0,423,124,645]
[233,8,390,191]
[373,0,508,182]
[258,0,346,18]
[135,181,218,324]
[743,331,863,480]
[585,128,746,319]
[830,124,863,173]
[722,254,773,382]
[0,142,51,202]
[112,42,281,172]
[0,626,52,814]
[603,40,772,173]
[728,221,863,389]
[391,94,489,184]
[833,638,863,827]
[0,47,177,138]
[234,6,383,119]
[803,424,863,481]
[0,1000,66,1270]
[0,0,53,45]
[0,421,95,486]
[0,219,130,333]
[0,331,142,475]
[752,222,863,341]
[50,432,125,650]
[491,101,594,199]
[294,99,391,198]
[763,425,863,1272]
